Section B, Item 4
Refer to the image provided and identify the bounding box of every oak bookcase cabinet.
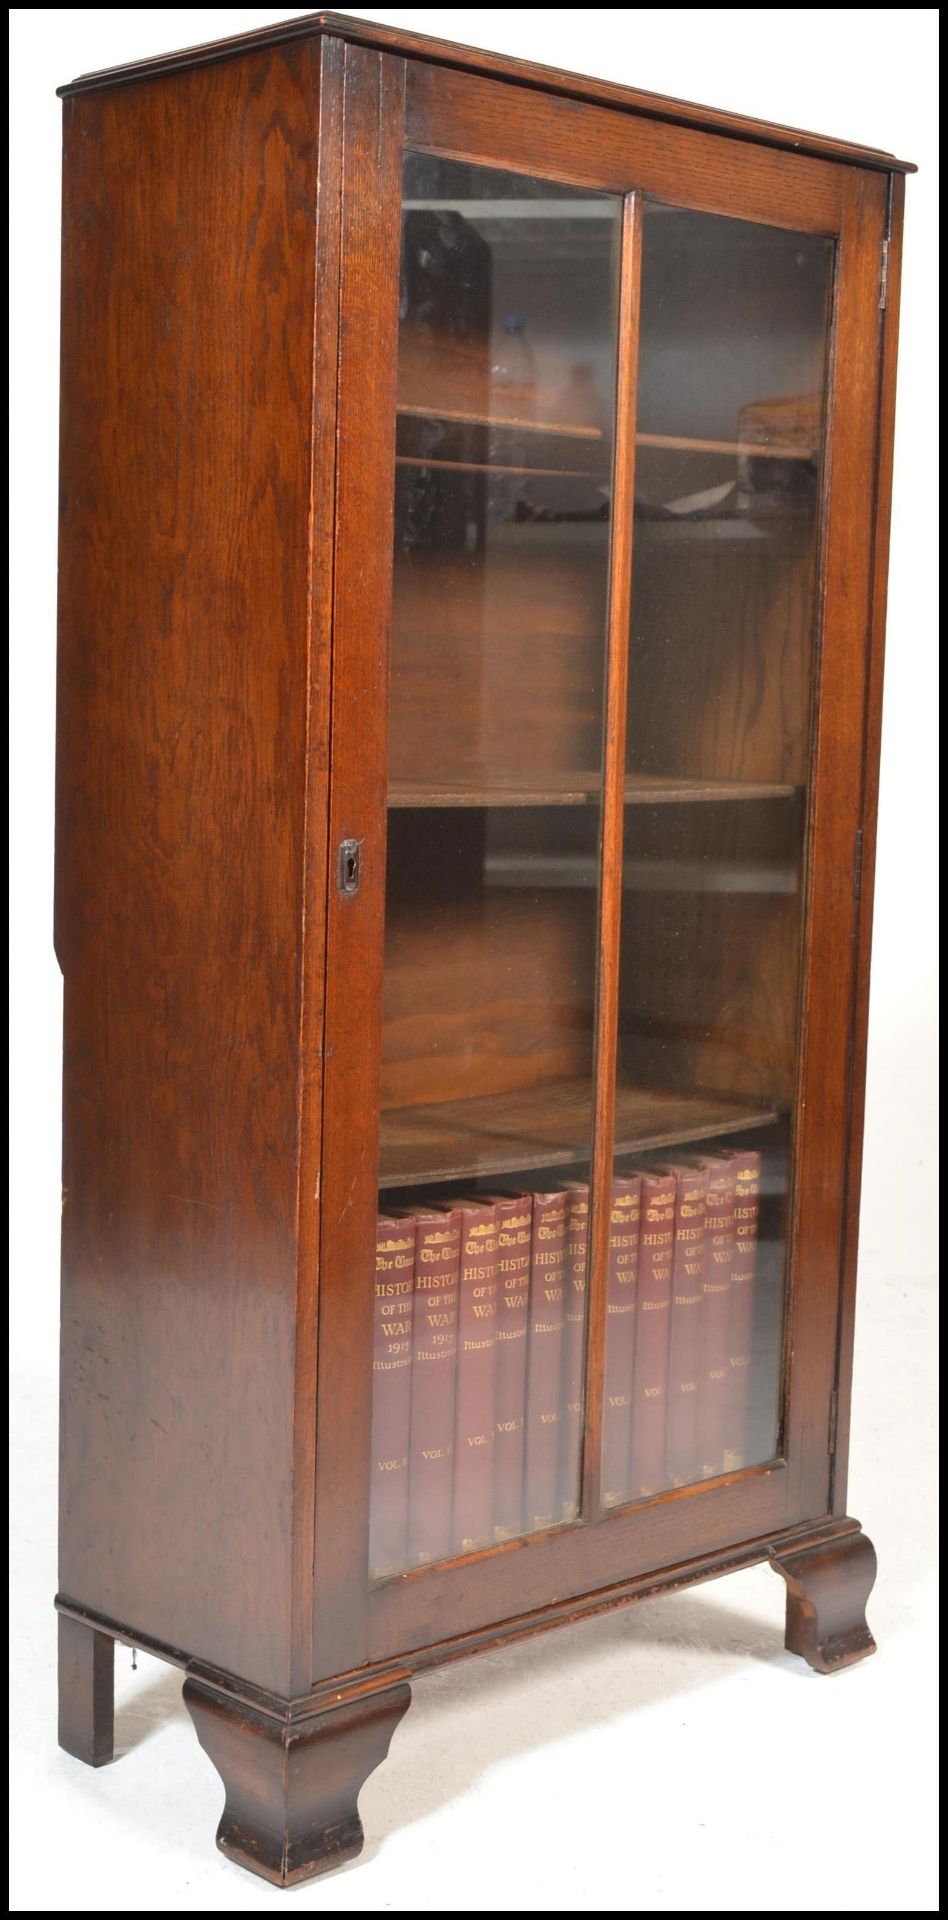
[55,11,911,1888]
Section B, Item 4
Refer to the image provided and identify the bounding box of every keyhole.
[338,839,361,896]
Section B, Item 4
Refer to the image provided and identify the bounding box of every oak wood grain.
[289,29,346,1700]
[54,17,905,1877]
[381,881,597,1112]
[407,60,848,233]
[389,775,800,808]
[57,1615,114,1768]
[184,1671,412,1886]
[388,548,608,790]
[366,72,894,1667]
[311,43,406,1684]
[778,167,889,1518]
[618,800,805,1104]
[771,1522,877,1672]
[378,1079,778,1191]
[829,178,906,1517]
[58,12,914,176]
[56,40,327,1698]
[582,192,643,1523]
[58,1515,861,1689]
[627,525,820,788]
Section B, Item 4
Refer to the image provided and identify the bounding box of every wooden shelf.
[389,774,800,808]
[395,453,603,479]
[390,776,599,807]
[403,197,618,222]
[634,515,813,548]
[396,416,813,462]
[484,853,798,892]
[625,774,799,804]
[621,858,797,895]
[397,327,607,447]
[637,431,817,459]
[379,1079,780,1191]
[398,401,604,441]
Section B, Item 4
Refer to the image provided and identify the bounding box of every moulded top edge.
[56,8,916,174]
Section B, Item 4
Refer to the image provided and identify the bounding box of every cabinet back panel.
[55,42,326,1696]
[618,802,802,1101]
[382,812,597,1108]
[390,543,608,787]
[627,525,819,787]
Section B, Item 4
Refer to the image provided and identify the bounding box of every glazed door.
[314,47,888,1678]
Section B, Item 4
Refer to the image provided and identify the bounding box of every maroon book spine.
[629,1171,676,1500]
[407,1207,461,1567]
[489,1194,532,1542]
[601,1175,642,1510]
[697,1158,737,1479]
[368,1214,416,1580]
[662,1165,708,1490]
[451,1200,499,1554]
[721,1148,762,1470]
[523,1190,569,1533]
[559,1184,589,1521]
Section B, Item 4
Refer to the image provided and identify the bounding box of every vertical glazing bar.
[581,191,643,1522]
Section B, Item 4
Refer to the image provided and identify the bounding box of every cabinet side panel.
[831,176,906,1512]
[55,43,324,1695]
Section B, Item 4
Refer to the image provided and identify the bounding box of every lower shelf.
[379,1079,779,1190]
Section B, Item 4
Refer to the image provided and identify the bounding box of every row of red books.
[369,1149,761,1580]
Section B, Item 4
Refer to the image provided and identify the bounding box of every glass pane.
[602,204,833,1509]
[369,156,622,1581]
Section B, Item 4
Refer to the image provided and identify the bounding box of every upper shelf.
[398,400,603,443]
[389,774,800,808]
[397,327,605,445]
[396,331,820,464]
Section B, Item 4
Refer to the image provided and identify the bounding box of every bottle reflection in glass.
[491,313,536,402]
[555,361,606,436]
[489,314,536,523]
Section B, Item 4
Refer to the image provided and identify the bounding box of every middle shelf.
[389,774,801,809]
[379,1078,780,1190]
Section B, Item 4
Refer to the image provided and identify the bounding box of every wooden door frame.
[312,51,891,1682]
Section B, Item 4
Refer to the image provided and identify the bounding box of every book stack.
[368,1150,762,1580]
[608,1149,763,1506]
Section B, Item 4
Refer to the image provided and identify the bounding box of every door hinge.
[828,1388,839,1456]
[879,237,890,310]
[854,826,864,903]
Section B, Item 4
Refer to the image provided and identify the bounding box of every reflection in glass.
[369,157,622,1580]
[603,206,833,1509]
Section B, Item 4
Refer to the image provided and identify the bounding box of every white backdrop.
[9,11,938,1914]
